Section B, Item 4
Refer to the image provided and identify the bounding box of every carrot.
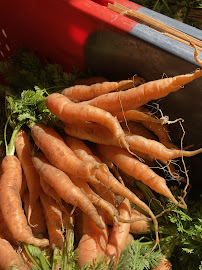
[62,80,135,102]
[0,235,26,270]
[30,123,98,182]
[0,155,49,247]
[45,93,130,151]
[69,175,119,222]
[63,135,120,206]
[22,190,47,238]
[151,257,172,270]
[64,121,202,162]
[105,198,131,268]
[20,173,27,197]
[62,135,159,247]
[85,45,202,112]
[130,209,151,234]
[15,129,41,224]
[113,109,164,124]
[96,144,180,206]
[40,191,64,250]
[32,151,104,229]
[77,209,108,268]
[39,176,64,212]
[63,122,154,162]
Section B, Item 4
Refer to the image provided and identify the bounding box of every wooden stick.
[108,2,202,51]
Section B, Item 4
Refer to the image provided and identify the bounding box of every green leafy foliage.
[116,239,163,270]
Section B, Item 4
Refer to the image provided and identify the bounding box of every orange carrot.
[70,175,119,222]
[22,190,47,238]
[0,155,49,247]
[105,198,131,268]
[77,209,108,268]
[130,209,151,234]
[85,45,202,112]
[30,124,98,182]
[62,135,159,246]
[0,235,26,270]
[39,176,64,212]
[40,191,64,249]
[64,122,202,162]
[20,173,27,197]
[62,80,134,101]
[15,129,41,223]
[32,151,104,229]
[151,257,172,270]
[96,144,180,206]
[45,93,129,151]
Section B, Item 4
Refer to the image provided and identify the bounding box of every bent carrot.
[105,198,131,268]
[46,93,129,151]
[85,45,202,112]
[77,209,108,268]
[32,151,104,229]
[151,257,172,270]
[0,155,49,247]
[62,80,134,101]
[96,144,180,206]
[15,129,41,224]
[40,191,64,250]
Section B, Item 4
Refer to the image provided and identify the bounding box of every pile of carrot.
[0,44,202,270]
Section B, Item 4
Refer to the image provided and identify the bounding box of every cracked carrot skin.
[32,151,104,229]
[45,93,129,150]
[0,155,49,247]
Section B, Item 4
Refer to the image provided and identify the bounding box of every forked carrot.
[77,209,108,268]
[0,155,49,247]
[15,129,41,224]
[105,198,131,268]
[96,144,181,206]
[46,93,130,151]
[32,151,104,229]
[85,44,202,112]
